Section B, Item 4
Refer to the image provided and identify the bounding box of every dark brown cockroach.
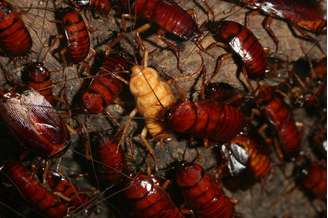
[45,170,90,210]
[21,62,54,105]
[96,135,126,184]
[54,7,90,64]
[228,134,271,178]
[133,0,200,41]
[207,20,268,79]
[176,163,235,218]
[166,100,244,144]
[3,161,68,218]
[124,173,183,218]
[0,0,32,57]
[255,85,301,159]
[0,88,69,158]
[80,53,130,113]
[73,0,112,16]
[229,0,326,52]
[294,157,327,200]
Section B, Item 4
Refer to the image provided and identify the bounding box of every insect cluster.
[0,0,325,217]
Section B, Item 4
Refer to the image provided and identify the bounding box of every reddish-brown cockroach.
[80,53,130,113]
[3,161,68,218]
[230,0,326,52]
[133,0,200,41]
[54,7,90,64]
[294,157,327,200]
[205,82,246,106]
[166,100,244,144]
[229,134,271,178]
[0,88,68,158]
[176,163,235,218]
[21,62,54,105]
[0,0,32,57]
[207,20,268,79]
[124,173,183,218]
[73,0,112,15]
[255,85,301,158]
[96,135,126,184]
[45,170,90,209]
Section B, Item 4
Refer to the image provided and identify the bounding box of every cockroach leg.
[244,10,258,27]
[199,0,215,21]
[140,127,155,156]
[262,16,279,54]
[79,48,96,76]
[161,180,171,190]
[273,137,285,161]
[210,52,233,82]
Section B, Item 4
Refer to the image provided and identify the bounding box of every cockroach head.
[206,21,221,35]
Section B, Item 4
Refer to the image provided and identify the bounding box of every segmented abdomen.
[176,163,234,218]
[4,162,67,218]
[302,162,327,199]
[124,174,183,218]
[0,1,32,56]
[134,0,198,40]
[167,100,244,143]
[213,21,267,78]
[231,134,271,178]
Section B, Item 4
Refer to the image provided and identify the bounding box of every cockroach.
[176,163,235,218]
[129,64,176,139]
[124,173,183,218]
[229,134,271,178]
[0,88,68,158]
[73,0,112,15]
[3,161,68,218]
[54,7,90,64]
[133,0,200,41]
[96,136,126,184]
[309,116,326,160]
[166,100,244,143]
[205,82,245,106]
[21,62,54,105]
[207,20,268,79]
[255,85,301,158]
[0,0,32,57]
[45,170,90,209]
[229,0,326,52]
[294,157,327,200]
[81,53,130,113]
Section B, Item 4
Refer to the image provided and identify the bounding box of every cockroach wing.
[221,143,249,176]
[0,89,68,158]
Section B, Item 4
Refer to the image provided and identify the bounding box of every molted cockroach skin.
[130,65,176,138]
[0,89,68,158]
[22,62,54,105]
[57,7,90,64]
[134,0,199,40]
[97,137,126,184]
[81,54,130,113]
[208,20,267,78]
[176,163,234,218]
[74,0,111,15]
[230,134,271,178]
[124,174,183,218]
[3,162,68,218]
[263,97,301,156]
[0,0,32,56]
[46,171,90,209]
[238,0,326,33]
[167,100,244,143]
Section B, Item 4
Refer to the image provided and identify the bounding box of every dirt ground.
[0,0,326,217]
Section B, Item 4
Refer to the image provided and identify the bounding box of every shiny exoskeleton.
[134,0,199,40]
[81,54,130,113]
[3,162,68,218]
[0,89,68,158]
[0,0,32,56]
[74,0,111,15]
[230,134,271,178]
[208,20,267,78]
[176,163,235,218]
[56,7,90,64]
[97,136,126,184]
[22,62,54,105]
[124,174,183,218]
[167,100,244,143]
